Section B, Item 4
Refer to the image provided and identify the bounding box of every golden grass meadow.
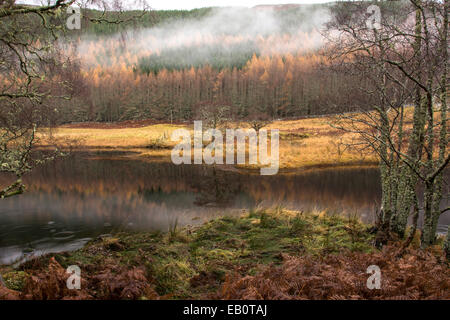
[39,115,379,171]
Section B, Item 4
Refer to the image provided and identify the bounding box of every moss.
[150,255,195,296]
[102,238,126,251]
[13,209,375,299]
[2,271,29,291]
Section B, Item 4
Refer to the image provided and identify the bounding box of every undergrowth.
[0,209,447,300]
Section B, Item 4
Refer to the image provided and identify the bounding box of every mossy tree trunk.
[327,0,448,248]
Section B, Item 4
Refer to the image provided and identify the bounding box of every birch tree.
[325,0,448,247]
[0,0,149,198]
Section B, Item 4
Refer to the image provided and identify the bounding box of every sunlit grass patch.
[40,124,183,149]
[38,115,380,169]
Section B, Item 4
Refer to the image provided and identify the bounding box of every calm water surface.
[0,152,448,265]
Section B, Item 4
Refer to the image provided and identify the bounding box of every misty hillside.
[78,4,331,35]
[42,1,410,122]
[75,1,409,36]
[2,1,411,122]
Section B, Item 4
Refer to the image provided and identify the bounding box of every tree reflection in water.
[0,151,447,265]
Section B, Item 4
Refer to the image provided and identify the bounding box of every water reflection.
[0,152,448,265]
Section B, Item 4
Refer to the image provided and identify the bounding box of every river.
[0,151,448,265]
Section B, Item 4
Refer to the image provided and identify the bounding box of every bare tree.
[325,0,448,248]
[247,112,273,133]
[196,103,231,130]
[0,0,149,198]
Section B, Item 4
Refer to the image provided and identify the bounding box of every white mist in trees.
[65,5,370,123]
[76,5,332,68]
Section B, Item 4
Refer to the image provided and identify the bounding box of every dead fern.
[216,246,450,300]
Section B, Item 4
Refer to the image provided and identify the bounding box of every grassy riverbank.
[38,115,378,170]
[1,209,448,300]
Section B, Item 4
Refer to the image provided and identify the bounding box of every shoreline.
[36,145,380,174]
[1,209,448,300]
[36,116,379,170]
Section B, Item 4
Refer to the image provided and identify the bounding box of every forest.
[0,0,448,304]
[44,3,382,122]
